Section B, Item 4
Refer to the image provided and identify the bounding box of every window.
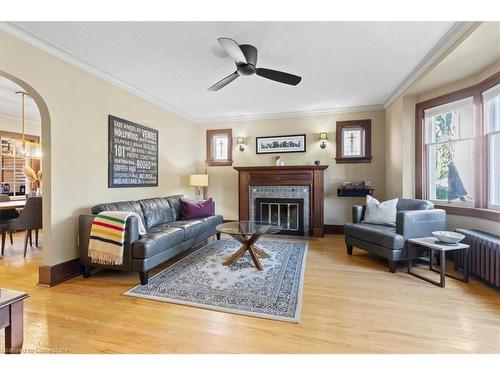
[335,119,372,163]
[0,131,41,197]
[206,129,232,166]
[424,97,475,205]
[484,83,500,210]
[416,72,500,221]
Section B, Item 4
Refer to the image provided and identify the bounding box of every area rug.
[123,237,308,323]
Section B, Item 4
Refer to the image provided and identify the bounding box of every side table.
[407,237,470,288]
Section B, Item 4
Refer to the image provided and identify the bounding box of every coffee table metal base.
[222,233,270,271]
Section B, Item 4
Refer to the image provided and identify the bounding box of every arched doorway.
[0,71,51,280]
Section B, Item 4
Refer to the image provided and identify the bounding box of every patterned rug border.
[123,237,308,323]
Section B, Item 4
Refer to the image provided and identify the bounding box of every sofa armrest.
[396,209,446,239]
[352,205,366,223]
[79,214,140,267]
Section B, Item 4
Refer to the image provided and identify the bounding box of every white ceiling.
[409,22,500,95]
[11,21,457,123]
[0,76,41,122]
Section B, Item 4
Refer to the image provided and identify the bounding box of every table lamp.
[189,174,209,200]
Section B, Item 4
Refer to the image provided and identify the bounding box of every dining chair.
[2,196,42,257]
[0,194,19,253]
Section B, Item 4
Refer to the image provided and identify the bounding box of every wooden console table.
[0,288,29,354]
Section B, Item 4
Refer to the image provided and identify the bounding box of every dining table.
[0,200,26,211]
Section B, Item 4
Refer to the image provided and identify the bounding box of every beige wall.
[0,113,41,137]
[203,110,386,224]
[0,30,204,266]
[385,62,500,235]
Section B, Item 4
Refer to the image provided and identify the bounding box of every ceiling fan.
[208,37,302,91]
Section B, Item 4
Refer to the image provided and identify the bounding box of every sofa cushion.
[139,197,174,228]
[132,225,184,259]
[166,195,183,221]
[92,200,146,228]
[364,195,398,226]
[180,198,214,219]
[167,220,207,239]
[344,222,404,250]
[198,215,224,229]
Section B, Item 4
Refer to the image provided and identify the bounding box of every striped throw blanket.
[88,211,146,265]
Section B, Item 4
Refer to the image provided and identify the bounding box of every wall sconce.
[319,132,328,149]
[236,137,246,152]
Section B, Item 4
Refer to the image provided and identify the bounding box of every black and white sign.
[256,134,306,154]
[108,115,158,188]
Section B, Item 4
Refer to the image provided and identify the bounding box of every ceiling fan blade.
[217,37,247,64]
[207,72,239,91]
[239,44,258,66]
[256,68,302,86]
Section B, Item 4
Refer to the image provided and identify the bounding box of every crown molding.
[0,21,198,123]
[383,21,478,108]
[194,104,385,124]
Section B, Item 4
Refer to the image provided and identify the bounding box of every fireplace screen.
[255,198,304,236]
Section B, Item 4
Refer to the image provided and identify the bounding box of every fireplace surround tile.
[249,185,310,236]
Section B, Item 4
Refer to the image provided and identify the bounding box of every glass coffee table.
[216,221,282,270]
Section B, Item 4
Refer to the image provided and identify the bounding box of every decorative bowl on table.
[432,231,465,244]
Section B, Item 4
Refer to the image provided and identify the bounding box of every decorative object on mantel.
[275,156,285,166]
[236,137,246,152]
[108,115,158,188]
[189,174,209,200]
[319,132,328,148]
[124,237,308,322]
[256,134,306,154]
[337,181,374,197]
[314,160,321,166]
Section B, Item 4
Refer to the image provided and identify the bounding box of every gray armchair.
[2,196,42,257]
[344,198,446,272]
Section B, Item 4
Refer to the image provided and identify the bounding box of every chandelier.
[15,91,42,158]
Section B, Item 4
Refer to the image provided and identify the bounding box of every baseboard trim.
[324,225,344,235]
[38,258,81,287]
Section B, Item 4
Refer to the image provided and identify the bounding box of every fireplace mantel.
[233,165,329,237]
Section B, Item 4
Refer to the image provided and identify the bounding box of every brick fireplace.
[233,165,328,237]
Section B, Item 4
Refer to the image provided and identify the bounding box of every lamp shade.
[236,137,245,145]
[319,132,328,141]
[189,174,209,187]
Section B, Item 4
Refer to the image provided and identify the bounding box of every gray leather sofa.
[79,195,223,284]
[344,198,446,272]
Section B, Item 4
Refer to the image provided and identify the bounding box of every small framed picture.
[256,134,306,154]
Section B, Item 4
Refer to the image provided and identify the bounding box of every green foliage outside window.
[434,112,456,201]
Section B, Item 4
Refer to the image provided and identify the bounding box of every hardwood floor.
[0,232,499,354]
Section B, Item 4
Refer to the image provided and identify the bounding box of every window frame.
[415,71,500,222]
[206,128,233,166]
[335,119,372,164]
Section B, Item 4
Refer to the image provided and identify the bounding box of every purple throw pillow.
[180,198,213,219]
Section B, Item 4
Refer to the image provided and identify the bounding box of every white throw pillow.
[363,195,398,226]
